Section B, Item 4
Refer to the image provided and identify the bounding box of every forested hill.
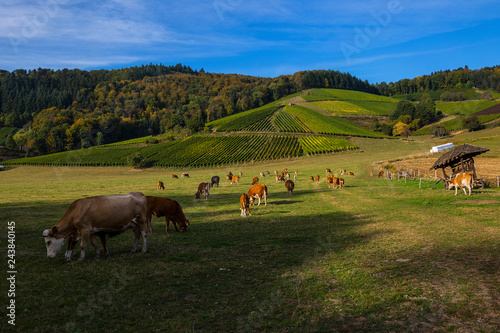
[0,65,376,154]
[376,65,500,98]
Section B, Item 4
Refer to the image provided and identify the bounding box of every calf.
[446,172,473,196]
[157,181,165,191]
[247,184,267,206]
[146,196,190,233]
[231,176,239,184]
[211,176,220,188]
[285,179,294,195]
[252,177,259,185]
[240,194,251,216]
[195,182,210,199]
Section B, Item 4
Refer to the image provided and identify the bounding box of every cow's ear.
[50,226,59,236]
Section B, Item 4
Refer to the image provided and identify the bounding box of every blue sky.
[1,0,499,83]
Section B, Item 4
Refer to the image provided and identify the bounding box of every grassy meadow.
[1,137,499,332]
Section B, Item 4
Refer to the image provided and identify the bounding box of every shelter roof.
[430,143,489,170]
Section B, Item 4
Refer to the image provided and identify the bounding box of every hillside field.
[1,135,498,332]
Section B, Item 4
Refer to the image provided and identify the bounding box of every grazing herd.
[43,165,474,261]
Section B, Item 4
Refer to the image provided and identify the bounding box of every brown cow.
[231,176,239,184]
[252,177,259,185]
[446,172,473,196]
[348,172,354,176]
[370,170,373,176]
[181,173,190,178]
[239,171,243,177]
[195,182,210,199]
[260,172,265,177]
[226,172,233,181]
[294,170,298,181]
[43,193,148,261]
[339,178,345,189]
[285,179,294,195]
[327,175,340,189]
[310,176,314,181]
[247,184,267,206]
[315,175,320,183]
[326,168,332,174]
[378,171,384,177]
[240,194,251,217]
[157,181,165,191]
[146,196,189,233]
[171,174,178,179]
[340,169,346,175]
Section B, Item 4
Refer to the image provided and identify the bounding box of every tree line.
[375,65,500,98]
[0,65,375,155]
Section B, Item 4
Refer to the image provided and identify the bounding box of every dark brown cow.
[240,194,251,216]
[43,193,148,261]
[252,177,259,185]
[146,196,189,233]
[195,182,210,199]
[310,176,314,181]
[285,179,294,195]
[157,181,165,191]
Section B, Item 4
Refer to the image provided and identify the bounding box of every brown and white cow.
[157,181,165,191]
[43,192,148,261]
[252,177,259,185]
[294,170,298,181]
[340,169,346,175]
[195,182,210,199]
[226,172,233,182]
[240,193,251,217]
[146,196,189,233]
[260,172,265,177]
[285,179,294,195]
[339,178,345,189]
[446,172,473,196]
[247,184,267,206]
[231,176,239,185]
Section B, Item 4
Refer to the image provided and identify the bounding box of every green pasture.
[310,101,395,116]
[436,100,500,115]
[1,136,498,332]
[301,88,398,103]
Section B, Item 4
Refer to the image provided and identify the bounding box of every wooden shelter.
[430,143,489,181]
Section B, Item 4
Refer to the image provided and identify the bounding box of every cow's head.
[177,219,190,232]
[195,191,201,199]
[42,226,66,258]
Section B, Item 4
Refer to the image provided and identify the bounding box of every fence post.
[419,178,422,189]
[497,174,499,187]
